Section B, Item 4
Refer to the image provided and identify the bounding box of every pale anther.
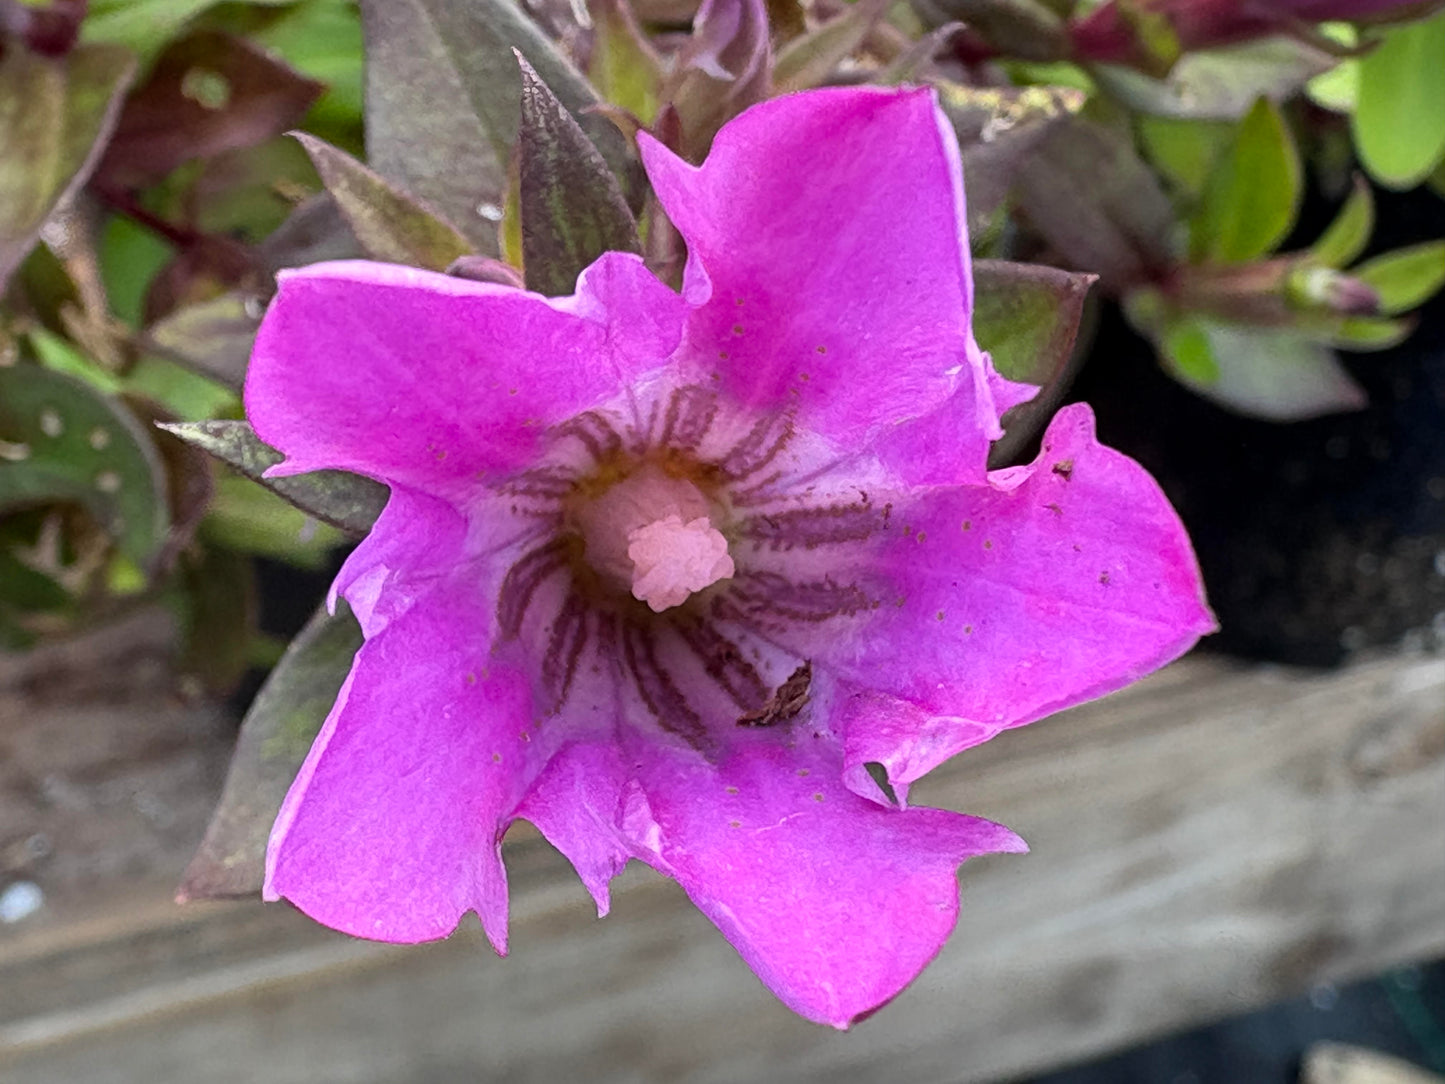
[628,514,735,612]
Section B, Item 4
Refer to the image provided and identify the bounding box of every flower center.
[572,463,735,612]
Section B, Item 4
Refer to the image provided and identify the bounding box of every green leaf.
[0,364,169,568]
[772,0,893,94]
[82,0,222,61]
[1159,316,1220,383]
[177,544,256,696]
[973,259,1096,385]
[1302,313,1416,352]
[159,419,387,537]
[1157,317,1366,420]
[201,474,346,568]
[924,0,1066,62]
[178,600,363,901]
[293,132,475,271]
[1137,115,1232,204]
[588,0,663,124]
[357,0,630,255]
[1352,12,1445,190]
[518,58,640,297]
[0,43,135,287]
[974,259,1097,467]
[1309,175,1374,270]
[1192,97,1301,264]
[1350,241,1445,316]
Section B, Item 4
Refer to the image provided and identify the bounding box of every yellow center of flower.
[572,463,735,611]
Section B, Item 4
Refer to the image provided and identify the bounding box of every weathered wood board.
[0,613,1441,1083]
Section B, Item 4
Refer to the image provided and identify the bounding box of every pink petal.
[639,87,1007,480]
[265,575,537,952]
[245,253,687,497]
[513,740,633,917]
[328,487,467,637]
[833,404,1214,790]
[623,730,1025,1028]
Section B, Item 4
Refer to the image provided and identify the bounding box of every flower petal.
[831,403,1214,786]
[623,730,1025,1027]
[245,252,687,497]
[265,576,537,952]
[513,739,633,917]
[639,87,1006,477]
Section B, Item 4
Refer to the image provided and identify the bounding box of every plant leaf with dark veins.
[358,0,632,254]
[160,419,387,537]
[518,57,640,297]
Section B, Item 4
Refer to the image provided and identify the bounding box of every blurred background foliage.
[0,0,1443,895]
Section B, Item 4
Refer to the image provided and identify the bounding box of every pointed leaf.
[0,364,168,568]
[1350,241,1445,316]
[518,57,640,297]
[293,132,474,271]
[772,0,892,94]
[1352,12,1445,190]
[159,419,387,536]
[1310,175,1374,270]
[1192,97,1300,264]
[358,0,631,253]
[974,259,1096,467]
[0,43,135,287]
[178,600,363,901]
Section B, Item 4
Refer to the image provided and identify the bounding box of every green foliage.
[1351,242,1445,316]
[1309,177,1374,270]
[1191,98,1300,264]
[1352,12,1445,190]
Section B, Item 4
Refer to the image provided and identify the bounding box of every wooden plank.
[0,639,1441,1083]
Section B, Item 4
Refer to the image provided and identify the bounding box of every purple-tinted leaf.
[920,0,1066,61]
[772,0,891,94]
[159,419,386,537]
[666,0,771,160]
[974,259,1097,467]
[97,30,322,189]
[358,0,632,254]
[1014,115,1178,290]
[293,132,474,271]
[178,600,362,901]
[143,291,262,391]
[257,193,363,275]
[937,82,1086,237]
[0,42,134,288]
[518,57,641,297]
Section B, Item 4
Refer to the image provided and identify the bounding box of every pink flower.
[246,87,1214,1028]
